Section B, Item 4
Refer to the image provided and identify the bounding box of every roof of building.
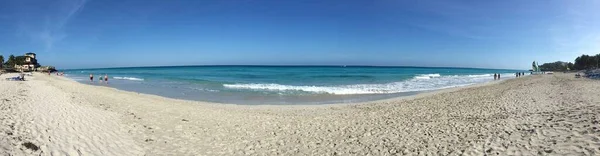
[25,52,36,55]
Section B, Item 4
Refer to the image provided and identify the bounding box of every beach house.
[15,52,40,72]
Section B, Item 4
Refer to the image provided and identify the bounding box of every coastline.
[62,66,523,105]
[2,72,599,155]
[60,73,512,107]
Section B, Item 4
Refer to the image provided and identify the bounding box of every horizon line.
[61,64,526,71]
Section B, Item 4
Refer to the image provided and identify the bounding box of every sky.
[0,0,599,70]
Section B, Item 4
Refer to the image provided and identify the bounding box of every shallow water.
[63,66,525,104]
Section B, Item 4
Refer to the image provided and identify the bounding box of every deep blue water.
[63,66,525,104]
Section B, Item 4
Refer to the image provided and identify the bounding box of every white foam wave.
[224,73,512,95]
[113,77,144,81]
[466,74,493,77]
[414,73,441,79]
[67,77,87,81]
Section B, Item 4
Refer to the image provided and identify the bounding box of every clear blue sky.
[1,0,599,69]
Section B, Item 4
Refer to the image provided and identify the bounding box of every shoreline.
[2,72,599,155]
[59,73,513,107]
[62,66,524,105]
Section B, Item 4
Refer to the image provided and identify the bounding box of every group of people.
[90,74,109,83]
[494,72,527,80]
[493,73,501,80]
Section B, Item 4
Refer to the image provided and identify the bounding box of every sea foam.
[113,77,144,81]
[224,73,509,95]
[414,73,441,79]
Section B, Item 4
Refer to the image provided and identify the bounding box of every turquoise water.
[63,66,525,104]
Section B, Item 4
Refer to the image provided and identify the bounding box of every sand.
[1,72,599,155]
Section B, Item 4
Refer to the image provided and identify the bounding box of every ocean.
[63,66,525,105]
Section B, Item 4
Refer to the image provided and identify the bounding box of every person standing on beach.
[498,73,501,79]
[90,74,94,82]
[494,73,497,80]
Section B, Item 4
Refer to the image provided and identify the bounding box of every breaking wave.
[224,73,507,95]
[414,73,441,79]
[113,77,144,81]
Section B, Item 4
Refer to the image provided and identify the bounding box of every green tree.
[573,54,600,70]
[596,54,600,69]
[540,61,571,71]
[567,62,574,70]
[0,55,4,67]
[14,56,26,65]
[5,55,16,67]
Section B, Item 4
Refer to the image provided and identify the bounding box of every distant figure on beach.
[90,74,94,82]
[498,74,501,79]
[104,74,109,84]
[494,73,497,80]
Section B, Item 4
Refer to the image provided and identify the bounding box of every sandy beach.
[1,72,599,155]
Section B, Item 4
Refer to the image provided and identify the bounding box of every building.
[14,52,40,72]
[25,53,36,63]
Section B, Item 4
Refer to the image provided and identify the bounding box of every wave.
[224,73,509,95]
[113,77,144,81]
[414,73,441,79]
[67,77,87,81]
[466,74,493,77]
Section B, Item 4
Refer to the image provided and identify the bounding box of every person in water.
[498,73,501,79]
[104,74,108,84]
[494,73,497,80]
[90,74,94,82]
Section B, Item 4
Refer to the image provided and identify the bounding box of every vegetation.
[541,53,600,71]
[4,55,16,68]
[0,55,4,66]
[539,61,573,71]
[573,54,600,70]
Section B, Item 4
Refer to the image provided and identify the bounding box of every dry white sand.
[1,72,599,155]
[1,74,143,155]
